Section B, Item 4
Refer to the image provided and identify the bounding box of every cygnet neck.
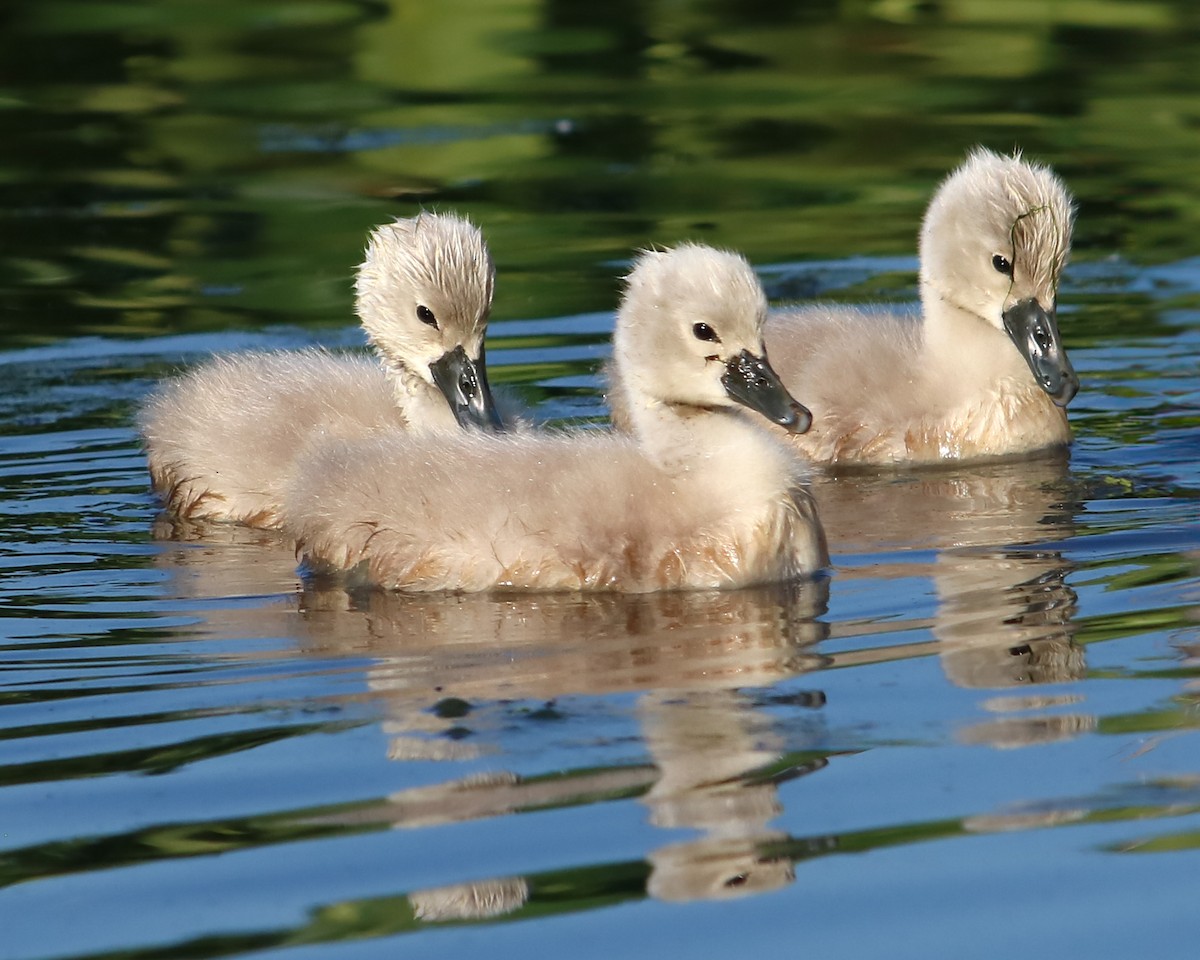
[387,362,457,434]
[919,278,1031,390]
[621,386,763,473]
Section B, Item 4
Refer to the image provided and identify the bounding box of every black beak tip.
[780,402,813,435]
[1050,377,1079,408]
[1040,364,1079,408]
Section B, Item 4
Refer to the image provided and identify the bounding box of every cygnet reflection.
[815,453,1092,747]
[810,451,1075,557]
[639,687,826,901]
[291,580,829,739]
[289,580,832,909]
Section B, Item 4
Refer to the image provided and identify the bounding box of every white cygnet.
[764,147,1078,466]
[139,212,501,528]
[281,243,828,593]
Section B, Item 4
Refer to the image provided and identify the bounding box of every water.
[2,1,1199,957]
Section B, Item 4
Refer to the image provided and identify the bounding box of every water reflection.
[638,688,819,902]
[42,427,1189,951]
[153,448,1092,769]
[295,577,834,901]
[147,450,1092,921]
[409,877,531,923]
[812,452,1076,555]
[933,544,1096,747]
[335,588,829,909]
[138,428,1193,944]
[812,454,1094,746]
[932,548,1080,688]
[155,538,831,904]
[7,0,1200,349]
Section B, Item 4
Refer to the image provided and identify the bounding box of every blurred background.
[3,0,1197,347]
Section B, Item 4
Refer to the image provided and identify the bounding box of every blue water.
[2,1,1199,958]
[2,247,1197,957]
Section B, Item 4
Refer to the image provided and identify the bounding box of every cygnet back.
[140,212,501,527]
[764,147,1078,466]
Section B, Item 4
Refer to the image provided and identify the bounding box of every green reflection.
[43,775,1200,959]
[0,720,356,786]
[0,0,1198,345]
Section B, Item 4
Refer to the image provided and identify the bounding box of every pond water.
[2,1,1199,958]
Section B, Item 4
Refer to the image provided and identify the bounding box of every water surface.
[1,2,1199,958]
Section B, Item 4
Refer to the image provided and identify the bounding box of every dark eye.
[992,254,1013,276]
[693,322,720,342]
[417,305,438,328]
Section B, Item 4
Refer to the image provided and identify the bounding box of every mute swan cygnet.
[282,244,828,593]
[140,212,502,528]
[764,148,1079,466]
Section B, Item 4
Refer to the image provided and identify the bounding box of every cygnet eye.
[417,304,438,328]
[693,322,721,342]
[992,254,1013,277]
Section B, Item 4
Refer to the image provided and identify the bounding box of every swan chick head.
[920,147,1079,406]
[616,243,811,433]
[356,212,502,429]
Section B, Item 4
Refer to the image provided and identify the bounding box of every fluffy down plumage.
[766,147,1079,466]
[140,211,498,526]
[283,243,828,593]
[607,148,1079,467]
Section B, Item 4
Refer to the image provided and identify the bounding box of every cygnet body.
[139,212,501,528]
[282,244,828,593]
[765,148,1079,466]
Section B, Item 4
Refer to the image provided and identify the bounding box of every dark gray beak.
[429,344,504,431]
[1001,298,1079,407]
[721,349,812,434]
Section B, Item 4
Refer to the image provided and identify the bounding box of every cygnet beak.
[721,349,812,434]
[1001,298,1079,407]
[429,344,504,431]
